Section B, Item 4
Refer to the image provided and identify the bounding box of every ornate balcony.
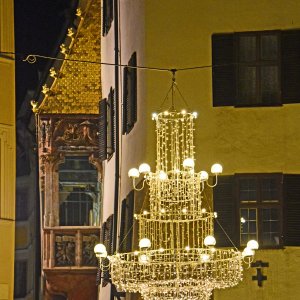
[43,227,100,271]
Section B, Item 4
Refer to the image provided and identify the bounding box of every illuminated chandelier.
[95,79,259,300]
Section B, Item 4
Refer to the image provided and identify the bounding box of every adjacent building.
[100,1,300,300]
[33,1,102,299]
[0,1,16,299]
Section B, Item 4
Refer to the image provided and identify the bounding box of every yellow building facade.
[0,1,16,299]
[100,1,300,299]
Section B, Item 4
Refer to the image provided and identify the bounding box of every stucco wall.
[0,1,15,299]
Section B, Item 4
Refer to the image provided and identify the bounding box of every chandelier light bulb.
[94,243,107,258]
[199,170,209,181]
[139,163,151,174]
[183,158,195,169]
[247,240,259,250]
[201,208,206,213]
[211,163,223,174]
[242,247,255,258]
[192,111,198,118]
[240,217,246,223]
[158,170,168,180]
[201,253,210,262]
[138,253,150,264]
[152,112,158,120]
[181,109,187,115]
[139,238,151,249]
[128,168,140,178]
[204,235,216,247]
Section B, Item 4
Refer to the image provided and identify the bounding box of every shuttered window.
[119,191,134,253]
[102,0,113,36]
[123,52,137,134]
[99,88,115,161]
[212,30,300,107]
[213,173,300,248]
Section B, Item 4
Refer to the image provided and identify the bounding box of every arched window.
[59,156,100,226]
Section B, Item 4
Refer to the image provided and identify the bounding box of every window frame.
[122,52,137,135]
[236,173,283,248]
[236,31,281,107]
[58,155,100,226]
[99,88,115,161]
[212,29,300,107]
[102,0,113,36]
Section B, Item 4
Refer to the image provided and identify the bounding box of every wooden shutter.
[122,67,128,134]
[106,214,114,255]
[107,88,115,157]
[283,175,300,246]
[281,30,300,104]
[213,176,238,247]
[212,34,236,106]
[119,199,127,252]
[119,191,135,252]
[129,52,137,127]
[99,99,107,161]
[125,191,134,252]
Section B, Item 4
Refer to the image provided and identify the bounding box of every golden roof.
[38,0,101,115]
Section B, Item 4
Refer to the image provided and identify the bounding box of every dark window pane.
[240,208,257,245]
[239,36,256,62]
[261,177,279,201]
[261,66,279,103]
[14,261,27,298]
[262,208,280,246]
[238,66,257,105]
[239,178,257,201]
[16,188,28,221]
[261,34,278,60]
[59,156,100,226]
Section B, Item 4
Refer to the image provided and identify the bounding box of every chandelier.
[95,81,259,300]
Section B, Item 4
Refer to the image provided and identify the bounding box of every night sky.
[14,0,77,114]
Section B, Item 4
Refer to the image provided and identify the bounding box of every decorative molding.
[0,124,15,220]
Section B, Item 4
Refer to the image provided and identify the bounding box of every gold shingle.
[38,0,101,115]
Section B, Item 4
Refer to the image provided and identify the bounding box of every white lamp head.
[211,163,223,174]
[183,158,195,169]
[94,243,107,258]
[128,168,140,178]
[139,238,151,249]
[139,163,151,174]
[199,171,209,181]
[242,246,255,258]
[204,235,216,247]
[247,240,259,250]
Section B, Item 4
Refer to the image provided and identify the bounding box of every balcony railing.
[43,227,100,269]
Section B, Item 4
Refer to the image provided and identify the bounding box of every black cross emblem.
[251,260,269,287]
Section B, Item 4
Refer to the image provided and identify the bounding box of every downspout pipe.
[111,0,120,298]
[112,0,120,258]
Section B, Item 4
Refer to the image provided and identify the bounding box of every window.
[237,174,282,247]
[16,188,28,221]
[102,0,113,36]
[123,52,137,134]
[212,30,300,106]
[59,156,100,226]
[101,214,114,255]
[119,191,134,253]
[214,174,300,248]
[99,88,115,161]
[14,261,27,298]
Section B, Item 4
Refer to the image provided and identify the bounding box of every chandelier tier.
[95,109,258,300]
